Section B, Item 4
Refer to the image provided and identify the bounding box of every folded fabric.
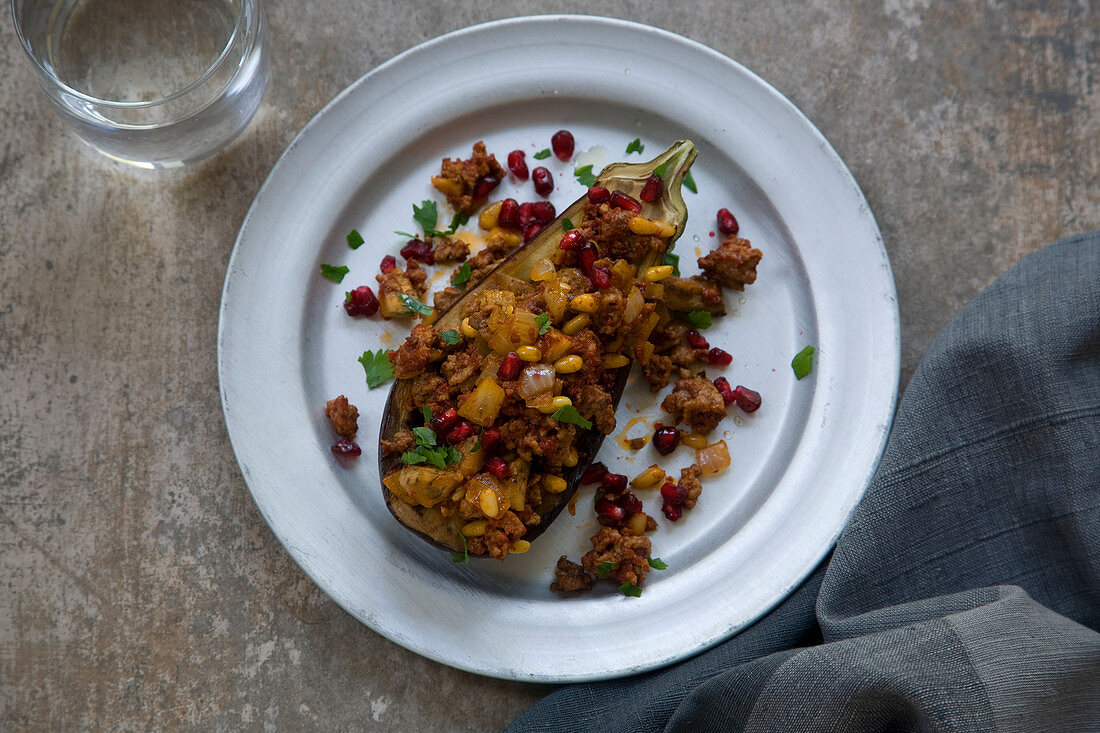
[508,232,1100,732]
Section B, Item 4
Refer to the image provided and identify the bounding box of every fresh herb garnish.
[450,531,470,563]
[685,310,713,329]
[535,313,551,336]
[346,229,364,250]
[401,426,461,469]
[447,211,470,232]
[596,560,616,578]
[574,165,597,188]
[320,264,349,283]
[648,557,669,570]
[533,148,551,160]
[412,426,436,446]
[792,345,815,380]
[453,262,472,289]
[412,200,439,237]
[663,251,680,276]
[625,138,644,155]
[551,405,592,429]
[683,171,698,193]
[561,217,574,232]
[619,582,643,598]
[422,405,433,423]
[358,349,395,389]
[440,328,461,345]
[398,293,433,316]
[653,161,668,179]
[394,230,418,239]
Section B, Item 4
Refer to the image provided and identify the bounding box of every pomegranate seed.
[507,150,529,180]
[609,191,642,213]
[660,481,687,504]
[481,427,501,452]
[733,385,762,413]
[380,254,397,274]
[579,243,598,273]
[498,198,521,229]
[662,501,683,522]
[532,167,554,196]
[498,351,521,381]
[686,329,709,350]
[713,376,736,406]
[331,439,361,458]
[400,238,435,265]
[707,347,733,366]
[559,229,587,250]
[551,129,575,160]
[587,186,610,204]
[581,462,608,485]
[595,497,625,523]
[430,407,459,434]
[530,200,556,225]
[446,420,477,445]
[486,456,511,479]
[653,426,680,455]
[591,265,612,290]
[717,208,740,236]
[619,491,643,515]
[518,202,534,227]
[522,223,542,242]
[344,286,379,317]
[474,174,501,200]
[639,174,663,203]
[602,473,628,493]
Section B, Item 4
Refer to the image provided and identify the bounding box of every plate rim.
[218,14,900,682]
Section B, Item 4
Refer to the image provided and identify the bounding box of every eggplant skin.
[378,141,698,558]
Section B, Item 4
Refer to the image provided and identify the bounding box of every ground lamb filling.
[328,141,763,593]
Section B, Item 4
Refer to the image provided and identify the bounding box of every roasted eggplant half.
[379,140,699,558]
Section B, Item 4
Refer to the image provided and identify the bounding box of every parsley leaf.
[683,171,698,193]
[663,252,680,276]
[394,230,418,239]
[346,229,364,250]
[320,264,349,283]
[401,443,460,470]
[653,161,668,179]
[358,349,394,389]
[441,328,461,345]
[619,582,643,598]
[648,557,669,570]
[412,200,438,237]
[533,148,551,160]
[451,531,470,563]
[398,293,433,316]
[452,262,472,289]
[596,560,616,578]
[561,217,574,232]
[574,165,597,187]
[685,310,713,329]
[535,313,551,336]
[412,426,436,446]
[422,405,432,423]
[625,138,644,155]
[447,211,470,232]
[551,405,592,430]
[792,345,815,380]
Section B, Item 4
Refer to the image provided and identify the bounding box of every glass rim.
[9,0,255,110]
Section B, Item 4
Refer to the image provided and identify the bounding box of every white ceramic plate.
[218,15,899,682]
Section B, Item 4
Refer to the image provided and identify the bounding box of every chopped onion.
[518,364,555,399]
[624,286,645,323]
[696,440,731,475]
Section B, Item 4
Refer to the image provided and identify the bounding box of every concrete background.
[2,1,1097,729]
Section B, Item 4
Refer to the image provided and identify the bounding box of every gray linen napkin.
[508,232,1100,732]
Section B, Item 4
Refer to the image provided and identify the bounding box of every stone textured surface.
[2,1,1097,730]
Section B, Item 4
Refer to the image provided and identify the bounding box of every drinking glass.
[11,0,269,169]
